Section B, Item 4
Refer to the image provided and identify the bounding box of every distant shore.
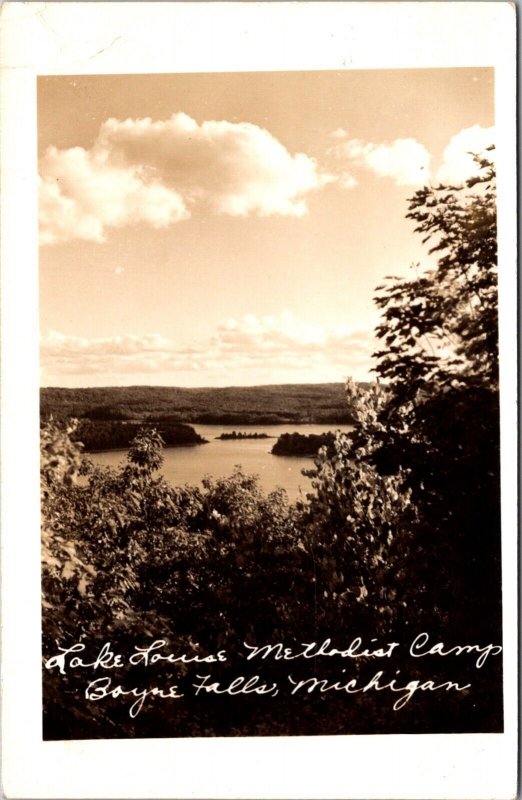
[40,382,363,428]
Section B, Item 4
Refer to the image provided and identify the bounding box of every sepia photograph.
[39,68,503,739]
[1,3,517,799]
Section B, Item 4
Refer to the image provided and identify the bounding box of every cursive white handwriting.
[85,676,183,717]
[129,639,227,667]
[288,670,471,711]
[409,633,502,668]
[45,642,124,675]
[243,638,399,662]
[192,674,279,697]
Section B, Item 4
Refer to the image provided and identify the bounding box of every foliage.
[301,383,416,637]
[374,150,497,393]
[376,154,500,637]
[308,152,500,639]
[42,421,310,736]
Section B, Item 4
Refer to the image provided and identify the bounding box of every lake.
[89,423,354,501]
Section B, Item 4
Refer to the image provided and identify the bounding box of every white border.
[1,3,517,799]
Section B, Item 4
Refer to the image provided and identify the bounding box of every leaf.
[61,560,75,580]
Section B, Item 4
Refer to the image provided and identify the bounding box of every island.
[271,431,337,457]
[216,431,272,440]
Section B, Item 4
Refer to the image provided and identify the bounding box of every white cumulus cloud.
[39,113,333,245]
[329,125,494,190]
[39,146,188,245]
[435,125,495,185]
[331,137,432,187]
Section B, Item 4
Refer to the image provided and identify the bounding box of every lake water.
[89,423,354,501]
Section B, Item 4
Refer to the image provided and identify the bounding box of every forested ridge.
[41,382,362,425]
[42,153,502,739]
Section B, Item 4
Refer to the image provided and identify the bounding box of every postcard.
[1,3,517,798]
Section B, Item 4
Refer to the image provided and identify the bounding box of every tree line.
[41,383,360,426]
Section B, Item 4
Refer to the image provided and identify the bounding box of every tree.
[309,150,500,640]
[41,421,313,737]
[374,149,497,394]
[371,153,500,634]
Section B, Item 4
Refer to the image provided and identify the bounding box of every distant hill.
[40,382,370,426]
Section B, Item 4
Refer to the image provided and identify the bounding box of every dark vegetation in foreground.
[41,153,502,739]
[40,382,362,426]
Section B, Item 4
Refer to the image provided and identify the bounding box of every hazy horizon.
[41,377,367,390]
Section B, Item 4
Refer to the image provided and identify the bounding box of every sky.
[38,69,494,388]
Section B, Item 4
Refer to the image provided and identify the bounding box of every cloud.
[39,113,333,245]
[339,172,358,190]
[435,125,495,184]
[39,147,188,245]
[40,312,374,384]
[330,125,494,189]
[331,137,432,187]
